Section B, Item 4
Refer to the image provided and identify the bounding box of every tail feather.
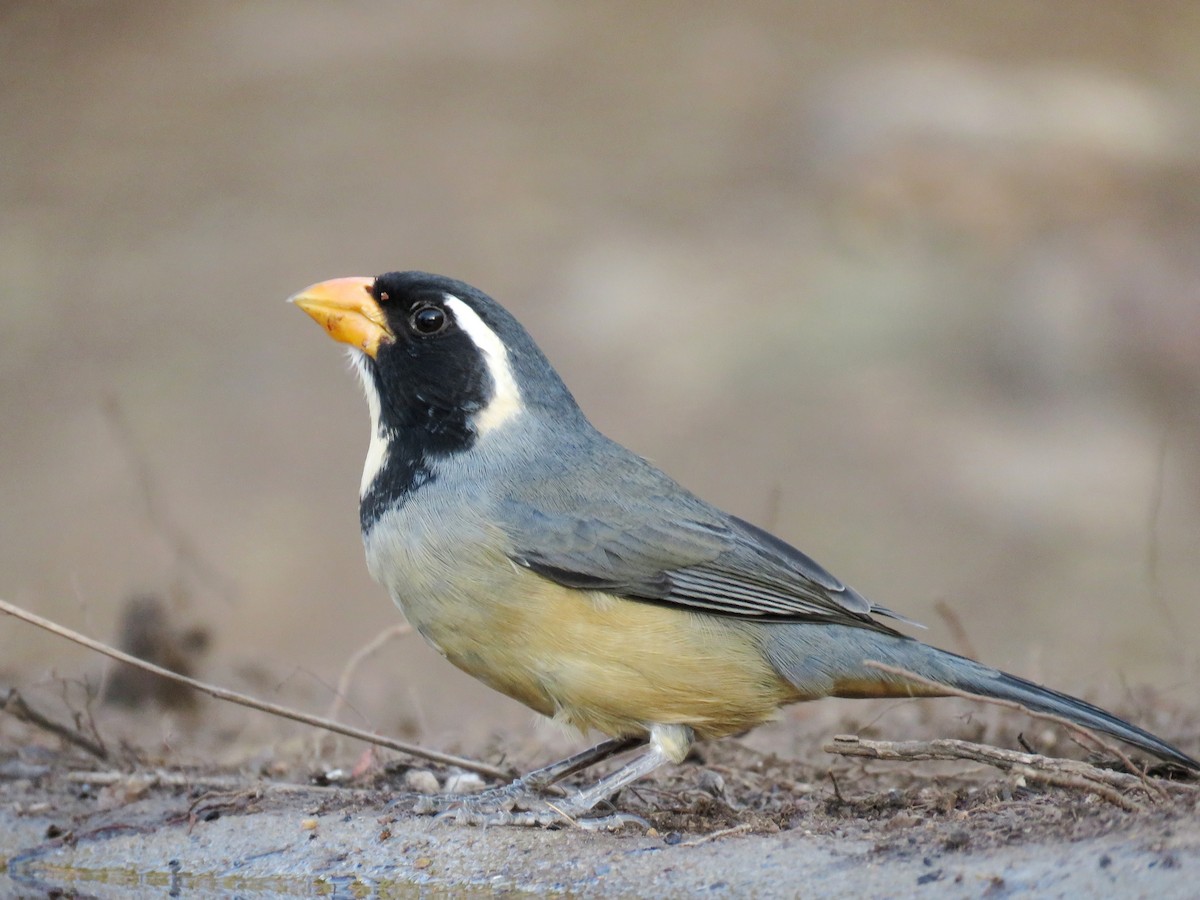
[763,625,1199,771]
[943,659,1198,770]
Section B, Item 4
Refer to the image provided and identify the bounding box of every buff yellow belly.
[398,564,800,741]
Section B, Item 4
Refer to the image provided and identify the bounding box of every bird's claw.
[410,785,646,830]
[409,781,522,818]
[434,801,647,830]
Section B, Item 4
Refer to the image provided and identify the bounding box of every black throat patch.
[354,341,488,533]
[358,430,449,532]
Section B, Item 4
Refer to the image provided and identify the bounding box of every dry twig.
[823,735,1192,812]
[0,597,510,781]
[2,688,108,760]
[678,822,753,846]
[862,660,1149,779]
[63,769,386,797]
[325,623,414,724]
[312,623,415,764]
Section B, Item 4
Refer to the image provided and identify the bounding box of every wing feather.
[495,434,912,632]
[501,502,907,633]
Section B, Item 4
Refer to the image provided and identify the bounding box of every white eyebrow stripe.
[444,295,523,435]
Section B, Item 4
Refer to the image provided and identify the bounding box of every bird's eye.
[410,305,447,335]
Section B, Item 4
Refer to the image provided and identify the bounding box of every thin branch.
[0,597,510,781]
[823,735,1162,812]
[65,770,380,794]
[827,769,845,804]
[326,623,414,724]
[543,800,586,830]
[312,623,415,764]
[678,822,753,846]
[2,688,108,760]
[862,660,1149,779]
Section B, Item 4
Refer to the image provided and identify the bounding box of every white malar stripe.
[444,295,523,435]
[348,349,390,497]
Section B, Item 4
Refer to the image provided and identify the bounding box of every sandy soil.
[4,782,1198,898]
[3,690,1197,897]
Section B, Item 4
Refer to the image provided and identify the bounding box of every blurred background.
[2,1,1198,758]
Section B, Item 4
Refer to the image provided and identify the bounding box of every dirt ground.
[3,683,1198,896]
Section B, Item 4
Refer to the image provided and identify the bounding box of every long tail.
[762,624,1199,771]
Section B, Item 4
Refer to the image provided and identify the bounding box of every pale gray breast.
[362,458,511,614]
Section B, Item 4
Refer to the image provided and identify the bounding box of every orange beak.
[289,276,392,358]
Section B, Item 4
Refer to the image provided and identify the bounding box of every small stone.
[404,769,440,794]
[300,818,319,831]
[443,772,486,794]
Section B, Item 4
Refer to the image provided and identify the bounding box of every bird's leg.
[408,736,641,822]
[518,736,643,791]
[418,726,690,828]
[548,741,673,815]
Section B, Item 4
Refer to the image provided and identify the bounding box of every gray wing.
[498,452,909,632]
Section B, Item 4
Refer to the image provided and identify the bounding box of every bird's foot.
[410,782,646,830]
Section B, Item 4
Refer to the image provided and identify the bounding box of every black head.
[366,271,581,432]
[369,271,497,446]
[292,270,582,528]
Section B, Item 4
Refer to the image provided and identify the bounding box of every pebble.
[404,769,440,794]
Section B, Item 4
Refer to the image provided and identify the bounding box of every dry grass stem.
[0,596,509,781]
[678,822,753,846]
[325,623,414,724]
[932,600,979,660]
[65,770,381,795]
[544,800,585,829]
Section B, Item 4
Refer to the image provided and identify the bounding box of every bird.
[291,270,1198,826]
